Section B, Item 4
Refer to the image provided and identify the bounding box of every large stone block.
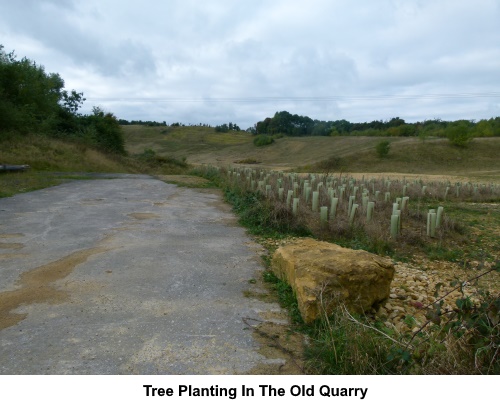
[271,238,395,323]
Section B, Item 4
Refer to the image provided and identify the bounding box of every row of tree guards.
[221,166,499,239]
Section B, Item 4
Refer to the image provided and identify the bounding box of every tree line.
[215,122,241,132]
[254,111,500,146]
[0,45,125,154]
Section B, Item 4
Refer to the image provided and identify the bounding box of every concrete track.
[0,175,290,374]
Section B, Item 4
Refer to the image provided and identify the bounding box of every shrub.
[253,135,274,147]
[80,107,125,154]
[446,122,474,147]
[376,140,391,158]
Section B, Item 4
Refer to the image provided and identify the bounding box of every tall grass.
[306,285,499,375]
[0,135,191,198]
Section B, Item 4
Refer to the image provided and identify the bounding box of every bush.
[79,107,125,154]
[253,135,274,147]
[446,122,474,147]
[137,148,188,170]
[376,140,391,158]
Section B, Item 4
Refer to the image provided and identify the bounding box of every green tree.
[0,44,83,133]
[81,107,125,154]
[0,44,126,154]
[446,121,474,147]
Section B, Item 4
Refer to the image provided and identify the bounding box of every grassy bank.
[123,126,500,182]
[307,137,500,181]
[192,164,500,375]
[0,134,190,198]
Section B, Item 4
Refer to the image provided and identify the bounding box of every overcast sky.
[1,0,500,128]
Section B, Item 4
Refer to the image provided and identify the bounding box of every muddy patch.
[0,242,24,250]
[0,245,111,330]
[0,233,24,239]
[127,212,160,220]
[242,268,307,375]
[0,253,28,260]
[244,316,306,375]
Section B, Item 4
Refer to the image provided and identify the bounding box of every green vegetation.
[0,135,190,198]
[446,120,474,147]
[376,140,391,158]
[254,111,500,147]
[0,45,193,197]
[262,270,304,325]
[0,44,125,154]
[253,134,274,147]
[122,124,253,157]
[135,148,188,174]
[305,137,500,180]
[193,165,499,374]
[215,122,241,132]
[193,165,500,260]
[118,119,167,126]
[0,135,127,197]
[303,270,500,374]
[123,125,500,180]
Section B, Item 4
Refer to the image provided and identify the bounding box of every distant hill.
[122,125,500,182]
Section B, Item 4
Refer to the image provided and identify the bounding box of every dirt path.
[0,175,303,374]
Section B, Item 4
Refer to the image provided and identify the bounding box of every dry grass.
[123,125,252,156]
[197,165,500,264]
[0,133,195,198]
[0,135,129,172]
[122,126,500,182]
[0,135,137,197]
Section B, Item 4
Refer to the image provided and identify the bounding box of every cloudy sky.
[1,0,499,128]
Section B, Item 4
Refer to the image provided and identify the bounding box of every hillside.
[6,126,495,198]
[122,125,500,182]
[0,136,132,198]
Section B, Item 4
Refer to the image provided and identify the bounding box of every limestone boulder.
[271,238,395,324]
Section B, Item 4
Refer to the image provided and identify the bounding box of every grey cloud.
[0,0,157,77]
[1,0,499,126]
[279,47,358,93]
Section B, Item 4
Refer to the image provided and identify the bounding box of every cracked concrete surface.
[0,175,293,374]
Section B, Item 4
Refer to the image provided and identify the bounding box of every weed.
[262,270,304,325]
[305,307,406,374]
[304,263,499,375]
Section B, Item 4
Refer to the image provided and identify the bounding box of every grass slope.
[0,135,136,198]
[332,137,500,180]
[123,125,252,156]
[123,125,500,181]
[1,135,131,172]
